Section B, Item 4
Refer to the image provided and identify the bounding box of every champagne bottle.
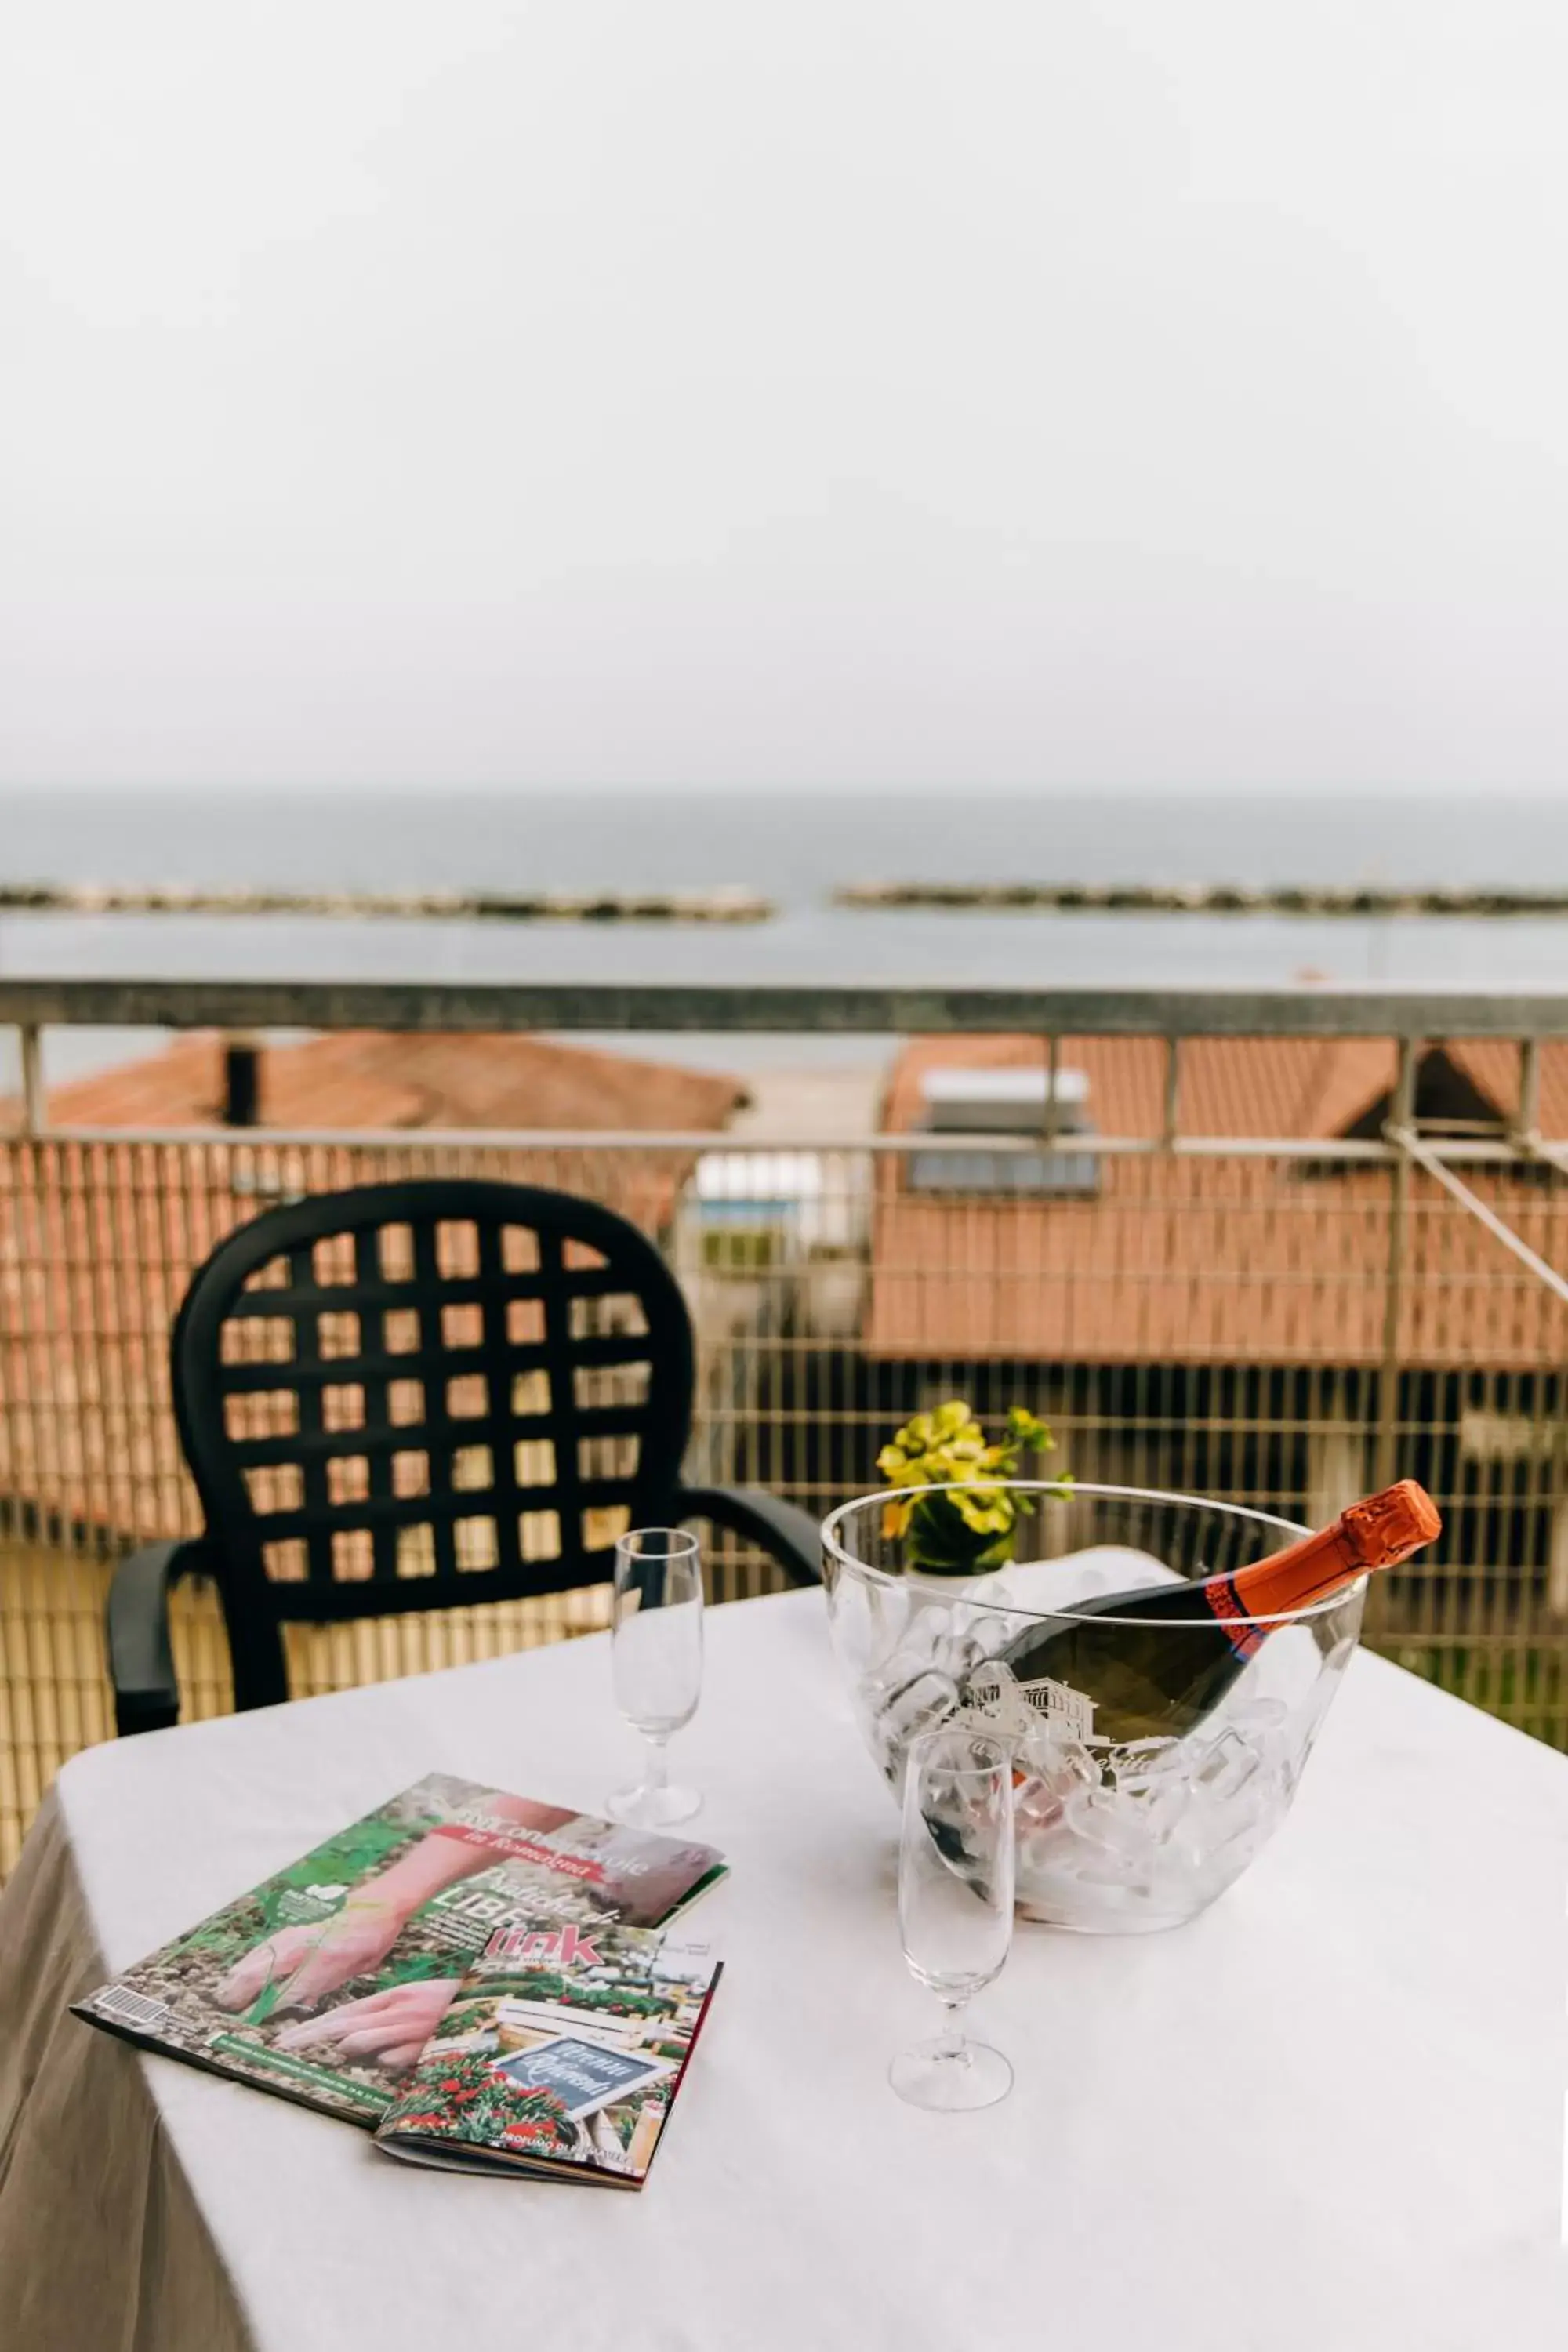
[989,1479,1441,1745]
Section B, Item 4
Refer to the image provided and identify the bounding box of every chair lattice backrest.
[172,1179,694,1705]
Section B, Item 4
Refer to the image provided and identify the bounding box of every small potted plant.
[877,1399,1069,1581]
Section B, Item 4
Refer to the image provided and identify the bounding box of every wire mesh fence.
[4,1115,1568,1876]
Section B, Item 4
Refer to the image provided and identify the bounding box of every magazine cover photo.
[73,1773,724,2125]
[376,1916,720,2182]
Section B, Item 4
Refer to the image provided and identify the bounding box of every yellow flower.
[875,1396,1065,1571]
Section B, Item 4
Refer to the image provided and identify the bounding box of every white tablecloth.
[4,1589,1568,2352]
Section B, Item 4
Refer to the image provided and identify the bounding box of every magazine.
[374,1916,720,2186]
[73,1773,725,2144]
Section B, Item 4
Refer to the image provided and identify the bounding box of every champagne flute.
[891,1727,1015,2111]
[608,1527,704,1828]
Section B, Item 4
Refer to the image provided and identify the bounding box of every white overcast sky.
[2,0,1567,795]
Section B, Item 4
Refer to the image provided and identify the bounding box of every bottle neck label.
[1205,1575,1265,1660]
[1228,1526,1360,1626]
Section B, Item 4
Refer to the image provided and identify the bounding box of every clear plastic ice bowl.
[822,1483,1365,1934]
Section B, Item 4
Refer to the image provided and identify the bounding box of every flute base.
[606,1781,702,1829]
[889,2037,1012,2112]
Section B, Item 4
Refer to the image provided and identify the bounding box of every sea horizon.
[4,787,1566,1091]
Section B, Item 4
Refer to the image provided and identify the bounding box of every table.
[4,1588,1568,2352]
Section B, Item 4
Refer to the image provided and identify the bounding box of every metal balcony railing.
[5,977,1568,1877]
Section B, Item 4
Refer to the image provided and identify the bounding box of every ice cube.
[869,1669,960,1777]
[1232,1696,1288,1733]
[933,1620,997,1687]
[1189,1726,1262,1803]
[1013,1775,1066,1837]
[1011,1728,1099,1835]
[1058,1789,1155,1882]
[1114,1782,1191,1850]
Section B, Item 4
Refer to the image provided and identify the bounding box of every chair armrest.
[675,1486,822,1588]
[105,1538,209,1736]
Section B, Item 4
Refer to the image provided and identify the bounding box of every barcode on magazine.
[92,1986,172,2034]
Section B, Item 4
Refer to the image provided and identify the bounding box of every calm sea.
[3,790,1567,1087]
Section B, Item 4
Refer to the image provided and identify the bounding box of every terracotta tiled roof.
[866,1035,1568,1368]
[24,1029,746,1136]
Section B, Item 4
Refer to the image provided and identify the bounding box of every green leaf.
[905,1490,1017,1574]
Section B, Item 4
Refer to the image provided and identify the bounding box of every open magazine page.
[375,1918,720,2186]
[72,1773,724,2128]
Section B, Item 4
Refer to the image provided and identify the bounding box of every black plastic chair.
[107,1178,821,1734]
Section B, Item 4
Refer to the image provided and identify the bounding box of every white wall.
[2,0,1566,793]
